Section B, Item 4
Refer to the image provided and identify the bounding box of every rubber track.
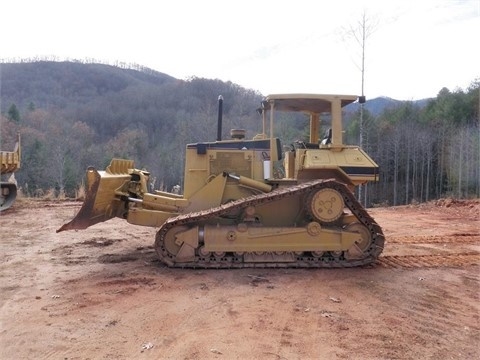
[154,179,385,268]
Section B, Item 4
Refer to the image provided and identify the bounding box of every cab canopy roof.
[263,94,358,114]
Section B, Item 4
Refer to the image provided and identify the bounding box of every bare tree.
[342,10,378,205]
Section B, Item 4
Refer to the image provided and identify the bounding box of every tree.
[342,10,378,205]
[7,103,20,122]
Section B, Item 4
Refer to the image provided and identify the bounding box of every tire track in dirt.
[378,231,479,269]
[376,253,480,269]
[387,234,479,244]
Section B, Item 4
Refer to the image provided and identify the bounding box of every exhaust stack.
[217,95,223,141]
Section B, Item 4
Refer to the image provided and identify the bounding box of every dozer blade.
[57,162,132,232]
[0,182,17,212]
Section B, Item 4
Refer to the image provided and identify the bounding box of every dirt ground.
[1,198,479,360]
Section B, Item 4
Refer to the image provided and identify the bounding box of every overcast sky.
[1,0,479,100]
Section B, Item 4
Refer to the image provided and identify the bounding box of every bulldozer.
[58,94,384,268]
[1,133,21,211]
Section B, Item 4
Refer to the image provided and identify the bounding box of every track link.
[154,179,385,268]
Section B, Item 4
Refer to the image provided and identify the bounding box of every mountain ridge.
[0,61,430,115]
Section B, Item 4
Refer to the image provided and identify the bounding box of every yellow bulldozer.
[1,133,21,211]
[58,94,384,268]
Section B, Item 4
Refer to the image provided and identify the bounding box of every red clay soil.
[1,198,479,359]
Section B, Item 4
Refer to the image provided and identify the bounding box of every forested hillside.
[353,86,479,205]
[1,61,478,205]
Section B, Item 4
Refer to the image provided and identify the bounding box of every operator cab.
[259,94,378,188]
